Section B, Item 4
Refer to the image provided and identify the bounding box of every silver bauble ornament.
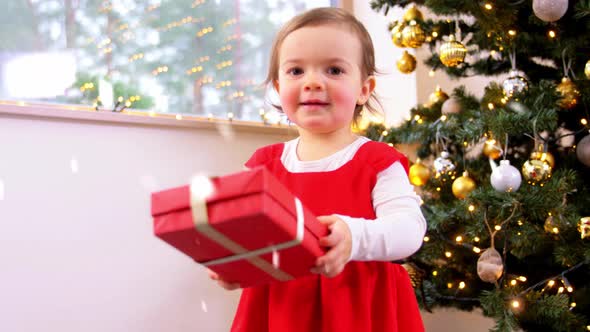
[502,69,528,99]
[433,151,456,175]
[477,248,503,283]
[576,134,590,167]
[533,0,568,22]
[441,96,462,115]
[490,160,522,192]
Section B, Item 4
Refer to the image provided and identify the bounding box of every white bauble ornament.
[477,248,503,283]
[441,96,462,115]
[555,127,575,148]
[491,160,522,192]
[576,134,590,167]
[533,0,568,22]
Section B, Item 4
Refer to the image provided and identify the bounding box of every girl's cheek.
[280,87,299,105]
[331,88,357,107]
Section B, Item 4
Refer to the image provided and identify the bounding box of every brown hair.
[264,7,382,126]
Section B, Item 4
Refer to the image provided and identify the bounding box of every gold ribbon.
[190,180,306,281]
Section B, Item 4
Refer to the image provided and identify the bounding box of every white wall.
[352,1,417,127]
[0,113,294,332]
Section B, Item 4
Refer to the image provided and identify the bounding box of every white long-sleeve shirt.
[281,136,427,262]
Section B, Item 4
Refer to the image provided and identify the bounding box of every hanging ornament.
[477,248,503,283]
[521,158,552,185]
[544,213,561,234]
[576,134,590,167]
[439,35,467,67]
[401,20,426,48]
[427,86,449,107]
[555,127,575,148]
[452,171,476,199]
[391,21,406,48]
[483,138,503,160]
[441,96,462,115]
[402,262,425,288]
[433,151,456,176]
[397,50,417,74]
[403,5,424,22]
[490,160,522,192]
[502,69,529,99]
[530,150,555,168]
[409,159,431,186]
[579,217,590,239]
[532,0,568,22]
[585,59,590,79]
[556,77,580,109]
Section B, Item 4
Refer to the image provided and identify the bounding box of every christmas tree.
[366,1,590,331]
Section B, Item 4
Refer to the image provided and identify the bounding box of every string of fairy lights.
[380,3,590,324]
[380,112,589,313]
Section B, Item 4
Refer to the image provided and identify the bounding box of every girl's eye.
[327,67,343,75]
[287,67,303,75]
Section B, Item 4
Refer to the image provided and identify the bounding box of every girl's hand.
[310,215,352,278]
[207,269,241,290]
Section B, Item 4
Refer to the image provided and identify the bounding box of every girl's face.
[274,24,374,135]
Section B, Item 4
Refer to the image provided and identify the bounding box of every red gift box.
[151,166,328,288]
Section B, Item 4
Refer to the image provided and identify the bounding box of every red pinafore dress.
[231,140,424,332]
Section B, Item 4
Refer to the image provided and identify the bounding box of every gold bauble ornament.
[438,35,467,67]
[530,150,555,168]
[579,217,590,239]
[402,262,425,288]
[391,21,406,48]
[483,139,503,160]
[427,86,449,107]
[521,159,552,185]
[544,213,561,234]
[401,20,426,48]
[403,5,424,22]
[585,60,590,79]
[452,171,476,199]
[409,159,431,186]
[397,50,417,74]
[477,248,503,283]
[556,77,580,109]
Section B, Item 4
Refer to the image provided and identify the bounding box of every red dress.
[231,141,424,332]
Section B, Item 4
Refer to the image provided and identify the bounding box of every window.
[0,0,333,122]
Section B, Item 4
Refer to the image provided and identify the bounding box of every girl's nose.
[303,72,324,91]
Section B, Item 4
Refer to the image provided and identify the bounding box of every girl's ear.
[273,80,280,93]
[358,76,376,105]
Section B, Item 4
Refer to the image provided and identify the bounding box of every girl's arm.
[338,161,427,262]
